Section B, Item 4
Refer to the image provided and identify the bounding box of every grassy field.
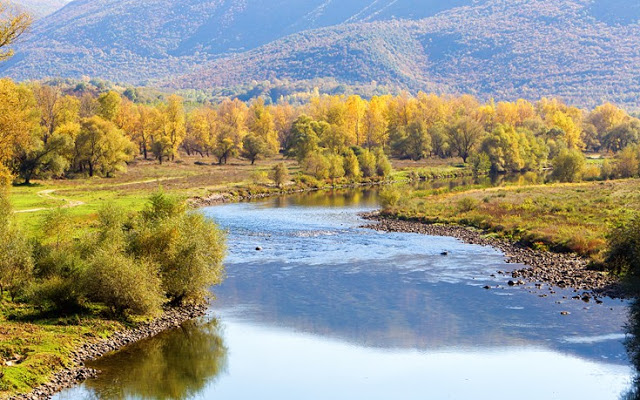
[9,155,470,231]
[383,178,640,260]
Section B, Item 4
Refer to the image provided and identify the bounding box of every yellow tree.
[587,103,628,137]
[0,79,38,184]
[0,2,31,61]
[186,106,218,157]
[345,95,365,146]
[247,98,278,155]
[363,96,389,149]
[159,95,186,162]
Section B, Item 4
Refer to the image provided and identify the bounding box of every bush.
[86,247,164,316]
[358,149,377,178]
[374,148,392,177]
[379,187,402,209]
[302,152,329,180]
[457,197,478,213]
[130,192,226,304]
[606,214,640,277]
[26,276,86,312]
[551,149,586,182]
[343,149,361,179]
[271,163,289,188]
[327,154,345,180]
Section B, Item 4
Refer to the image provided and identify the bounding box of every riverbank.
[362,212,624,300]
[8,303,207,400]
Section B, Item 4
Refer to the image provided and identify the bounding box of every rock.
[255,247,262,251]
[441,251,449,256]
[561,311,571,316]
[483,286,491,290]
[508,280,515,286]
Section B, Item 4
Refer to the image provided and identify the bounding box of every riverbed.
[54,189,634,399]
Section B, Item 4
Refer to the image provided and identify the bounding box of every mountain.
[2,0,640,108]
[9,0,71,18]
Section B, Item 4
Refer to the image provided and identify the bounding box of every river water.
[54,189,635,399]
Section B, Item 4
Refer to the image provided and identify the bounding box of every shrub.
[271,163,289,188]
[457,197,478,213]
[343,149,361,179]
[86,247,164,316]
[26,276,86,312]
[374,148,392,177]
[379,188,402,209]
[606,214,640,277]
[551,149,586,182]
[327,154,345,180]
[358,149,376,178]
[302,152,329,180]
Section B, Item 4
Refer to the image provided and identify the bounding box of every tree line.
[1,79,640,185]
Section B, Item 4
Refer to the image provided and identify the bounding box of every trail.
[15,189,86,214]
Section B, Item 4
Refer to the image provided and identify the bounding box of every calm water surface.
[55,189,634,399]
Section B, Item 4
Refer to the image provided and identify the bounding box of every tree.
[271,163,289,188]
[130,192,226,304]
[97,91,122,122]
[404,120,432,160]
[551,149,586,182]
[247,98,278,155]
[0,79,39,184]
[242,133,268,165]
[285,115,324,161]
[448,116,484,163]
[161,95,186,162]
[14,131,72,184]
[0,2,31,61]
[615,146,640,178]
[76,116,135,177]
[327,154,345,181]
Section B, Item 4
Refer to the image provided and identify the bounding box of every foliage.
[606,214,640,276]
[271,162,289,188]
[551,149,586,183]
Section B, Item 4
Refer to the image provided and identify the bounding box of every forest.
[2,78,640,188]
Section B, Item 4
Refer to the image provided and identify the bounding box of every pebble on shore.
[361,212,623,300]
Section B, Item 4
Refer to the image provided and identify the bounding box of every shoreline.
[9,303,208,400]
[361,212,625,300]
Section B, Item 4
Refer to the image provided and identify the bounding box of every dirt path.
[15,189,86,214]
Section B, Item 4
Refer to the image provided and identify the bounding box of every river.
[54,188,635,399]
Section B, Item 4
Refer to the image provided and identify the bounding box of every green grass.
[0,295,124,398]
[383,178,640,261]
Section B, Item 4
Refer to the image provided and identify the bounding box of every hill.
[9,0,71,18]
[1,0,640,108]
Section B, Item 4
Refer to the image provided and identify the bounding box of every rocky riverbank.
[362,212,625,300]
[10,303,208,400]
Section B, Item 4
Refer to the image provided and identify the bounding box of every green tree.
[448,116,484,163]
[302,152,330,180]
[404,120,432,160]
[327,154,345,180]
[551,149,586,182]
[285,115,327,161]
[242,133,268,165]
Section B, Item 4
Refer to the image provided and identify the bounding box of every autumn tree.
[0,2,31,61]
[76,116,135,177]
[448,116,484,163]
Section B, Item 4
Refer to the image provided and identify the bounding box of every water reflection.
[57,319,228,400]
[623,300,640,399]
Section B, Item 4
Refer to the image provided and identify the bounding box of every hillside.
[2,0,640,108]
[9,0,70,18]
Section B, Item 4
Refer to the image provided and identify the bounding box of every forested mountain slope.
[9,0,70,18]
[2,0,640,108]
